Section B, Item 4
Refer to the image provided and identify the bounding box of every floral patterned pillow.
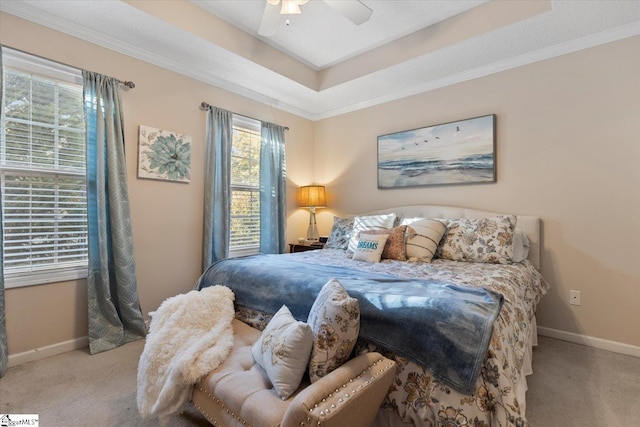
[357,225,409,261]
[324,216,354,250]
[251,305,313,399]
[307,279,360,383]
[436,216,516,264]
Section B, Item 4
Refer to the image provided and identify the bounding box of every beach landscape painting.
[377,114,496,188]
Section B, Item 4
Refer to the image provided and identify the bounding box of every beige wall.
[2,13,639,356]
[314,35,640,347]
[1,13,313,355]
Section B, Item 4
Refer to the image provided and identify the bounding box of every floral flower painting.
[138,125,191,183]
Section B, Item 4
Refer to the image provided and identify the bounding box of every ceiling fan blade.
[258,2,282,36]
[324,0,372,25]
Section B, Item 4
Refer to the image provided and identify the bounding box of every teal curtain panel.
[83,71,145,354]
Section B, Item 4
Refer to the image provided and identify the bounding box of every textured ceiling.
[1,0,639,120]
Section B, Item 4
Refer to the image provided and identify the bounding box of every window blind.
[230,116,261,252]
[1,54,87,287]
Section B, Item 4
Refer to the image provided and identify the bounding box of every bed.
[196,205,549,427]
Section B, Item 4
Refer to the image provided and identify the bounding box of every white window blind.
[1,49,87,287]
[230,115,261,255]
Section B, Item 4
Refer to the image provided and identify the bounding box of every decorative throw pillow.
[352,233,389,262]
[403,219,447,262]
[347,213,396,253]
[436,216,517,264]
[251,305,313,399]
[307,279,360,383]
[358,225,409,261]
[324,216,354,250]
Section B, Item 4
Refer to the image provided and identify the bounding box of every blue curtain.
[203,107,233,270]
[259,122,287,254]
[83,71,145,354]
[0,46,8,377]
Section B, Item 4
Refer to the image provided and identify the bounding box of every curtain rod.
[200,101,289,131]
[1,44,135,89]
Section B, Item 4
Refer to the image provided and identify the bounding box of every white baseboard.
[8,336,89,368]
[8,327,638,367]
[538,326,640,358]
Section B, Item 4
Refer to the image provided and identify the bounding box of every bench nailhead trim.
[194,385,252,427]
[300,357,396,426]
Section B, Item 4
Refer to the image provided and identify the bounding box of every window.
[229,115,261,256]
[1,49,87,288]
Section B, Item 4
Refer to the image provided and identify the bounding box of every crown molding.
[311,21,640,120]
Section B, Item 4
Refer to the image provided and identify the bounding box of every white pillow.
[399,217,424,226]
[352,233,388,262]
[252,305,313,399]
[347,213,396,253]
[512,229,530,263]
[403,219,447,262]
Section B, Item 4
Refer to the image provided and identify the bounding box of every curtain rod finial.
[200,102,211,111]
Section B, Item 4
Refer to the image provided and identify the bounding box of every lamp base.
[306,208,319,241]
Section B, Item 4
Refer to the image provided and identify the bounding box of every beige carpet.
[1,336,639,426]
[0,339,208,426]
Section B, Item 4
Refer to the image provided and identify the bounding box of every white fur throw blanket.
[137,285,235,423]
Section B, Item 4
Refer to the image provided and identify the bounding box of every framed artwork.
[377,114,496,188]
[138,125,191,183]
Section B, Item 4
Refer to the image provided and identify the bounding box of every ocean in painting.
[378,115,495,188]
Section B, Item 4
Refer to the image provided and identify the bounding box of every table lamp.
[298,185,326,241]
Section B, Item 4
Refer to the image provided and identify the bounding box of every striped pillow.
[402,218,446,262]
[347,213,396,253]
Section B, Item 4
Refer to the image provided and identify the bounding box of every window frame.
[1,48,88,288]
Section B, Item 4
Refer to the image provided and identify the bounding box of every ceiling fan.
[258,0,373,36]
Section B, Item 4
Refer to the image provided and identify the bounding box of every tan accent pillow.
[307,279,360,383]
[358,225,409,261]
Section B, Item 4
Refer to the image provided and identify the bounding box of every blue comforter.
[197,254,504,394]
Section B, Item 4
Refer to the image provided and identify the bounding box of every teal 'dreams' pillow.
[352,233,389,263]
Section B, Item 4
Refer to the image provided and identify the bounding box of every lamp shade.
[298,185,326,208]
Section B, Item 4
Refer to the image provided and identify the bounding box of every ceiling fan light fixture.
[278,0,309,15]
[281,1,300,15]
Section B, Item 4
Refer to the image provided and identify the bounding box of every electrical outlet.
[569,290,581,306]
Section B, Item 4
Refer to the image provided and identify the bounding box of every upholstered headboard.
[364,205,541,270]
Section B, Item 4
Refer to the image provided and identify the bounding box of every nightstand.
[289,242,324,253]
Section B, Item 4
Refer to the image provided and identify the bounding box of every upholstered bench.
[191,319,396,427]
